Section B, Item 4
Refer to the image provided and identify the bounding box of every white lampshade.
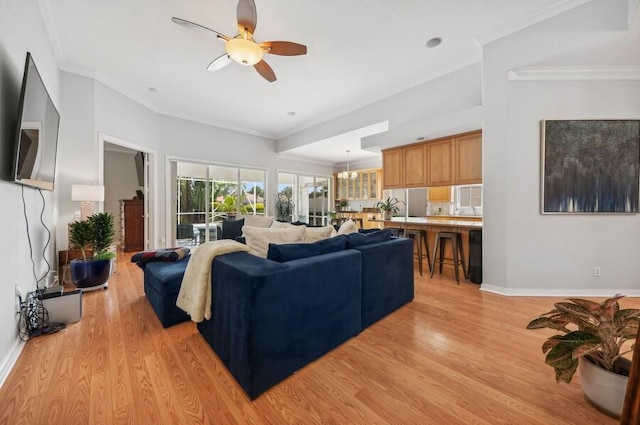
[71,184,105,202]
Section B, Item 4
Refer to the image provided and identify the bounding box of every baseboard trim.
[480,284,640,297]
[0,338,25,389]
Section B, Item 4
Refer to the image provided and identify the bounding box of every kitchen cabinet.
[455,131,482,185]
[381,130,482,190]
[335,169,382,200]
[428,186,451,202]
[121,199,144,252]
[427,138,454,186]
[404,144,426,187]
[382,148,404,189]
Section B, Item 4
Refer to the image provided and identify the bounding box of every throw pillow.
[345,229,393,248]
[130,247,190,266]
[237,214,273,228]
[267,235,347,262]
[337,220,358,235]
[221,218,245,240]
[242,225,306,258]
[270,220,294,229]
[303,224,337,242]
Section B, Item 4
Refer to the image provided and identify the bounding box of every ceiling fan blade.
[171,17,229,41]
[254,60,276,82]
[207,54,233,72]
[236,0,257,34]
[260,41,307,56]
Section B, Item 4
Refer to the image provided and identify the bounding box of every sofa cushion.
[142,255,190,296]
[345,229,393,248]
[237,214,273,228]
[267,235,347,262]
[303,224,337,242]
[270,220,294,229]
[337,220,358,235]
[242,225,306,258]
[221,218,244,240]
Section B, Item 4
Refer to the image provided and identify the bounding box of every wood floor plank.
[0,252,637,425]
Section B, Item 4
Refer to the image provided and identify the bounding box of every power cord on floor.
[16,290,65,341]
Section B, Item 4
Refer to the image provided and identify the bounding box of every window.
[456,184,482,214]
[277,172,332,225]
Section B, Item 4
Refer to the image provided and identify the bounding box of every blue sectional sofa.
[196,236,414,399]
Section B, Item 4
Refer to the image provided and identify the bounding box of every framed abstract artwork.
[541,119,640,214]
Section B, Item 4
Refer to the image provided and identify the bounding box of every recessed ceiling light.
[426,37,442,48]
[287,111,296,116]
[148,87,157,93]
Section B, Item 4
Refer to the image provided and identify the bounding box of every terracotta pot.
[579,356,630,418]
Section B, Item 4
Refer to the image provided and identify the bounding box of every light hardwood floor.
[0,253,636,425]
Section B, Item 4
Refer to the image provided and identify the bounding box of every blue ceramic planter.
[70,258,113,288]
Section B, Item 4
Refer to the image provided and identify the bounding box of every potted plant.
[375,196,405,220]
[526,295,639,417]
[274,194,294,222]
[68,212,116,290]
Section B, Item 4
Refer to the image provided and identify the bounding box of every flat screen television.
[11,52,60,191]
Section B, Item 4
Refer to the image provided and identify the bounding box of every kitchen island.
[371,217,482,279]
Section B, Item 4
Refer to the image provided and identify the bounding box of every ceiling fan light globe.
[226,38,264,66]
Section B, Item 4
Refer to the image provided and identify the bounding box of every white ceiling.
[42,0,577,163]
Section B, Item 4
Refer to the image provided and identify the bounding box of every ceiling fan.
[172,0,307,82]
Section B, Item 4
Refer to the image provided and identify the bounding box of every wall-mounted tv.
[11,52,60,191]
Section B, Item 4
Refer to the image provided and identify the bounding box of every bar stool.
[430,231,467,284]
[403,229,431,276]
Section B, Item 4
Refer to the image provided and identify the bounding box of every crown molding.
[474,0,593,46]
[37,0,65,65]
[507,66,640,81]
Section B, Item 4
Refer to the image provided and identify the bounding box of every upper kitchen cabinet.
[382,130,482,189]
[403,144,427,187]
[335,169,382,200]
[382,148,404,189]
[427,138,454,186]
[455,131,482,185]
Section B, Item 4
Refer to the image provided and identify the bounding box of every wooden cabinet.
[427,138,455,186]
[335,169,382,200]
[403,144,426,187]
[382,148,404,189]
[428,186,451,202]
[455,131,482,185]
[382,130,482,190]
[121,199,144,252]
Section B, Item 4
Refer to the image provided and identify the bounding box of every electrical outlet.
[74,210,81,219]
[15,285,24,299]
[593,266,601,277]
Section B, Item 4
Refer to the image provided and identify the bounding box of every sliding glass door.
[278,172,331,225]
[174,161,266,246]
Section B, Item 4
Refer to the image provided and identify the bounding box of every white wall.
[157,115,334,245]
[0,0,61,386]
[482,0,640,295]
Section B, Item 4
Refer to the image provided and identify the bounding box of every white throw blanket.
[176,239,250,322]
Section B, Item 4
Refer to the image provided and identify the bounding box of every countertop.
[371,217,482,228]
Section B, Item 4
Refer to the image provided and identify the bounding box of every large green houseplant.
[274,195,294,222]
[68,212,116,290]
[375,196,405,220]
[527,295,639,417]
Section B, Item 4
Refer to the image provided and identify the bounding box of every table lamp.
[71,184,105,220]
